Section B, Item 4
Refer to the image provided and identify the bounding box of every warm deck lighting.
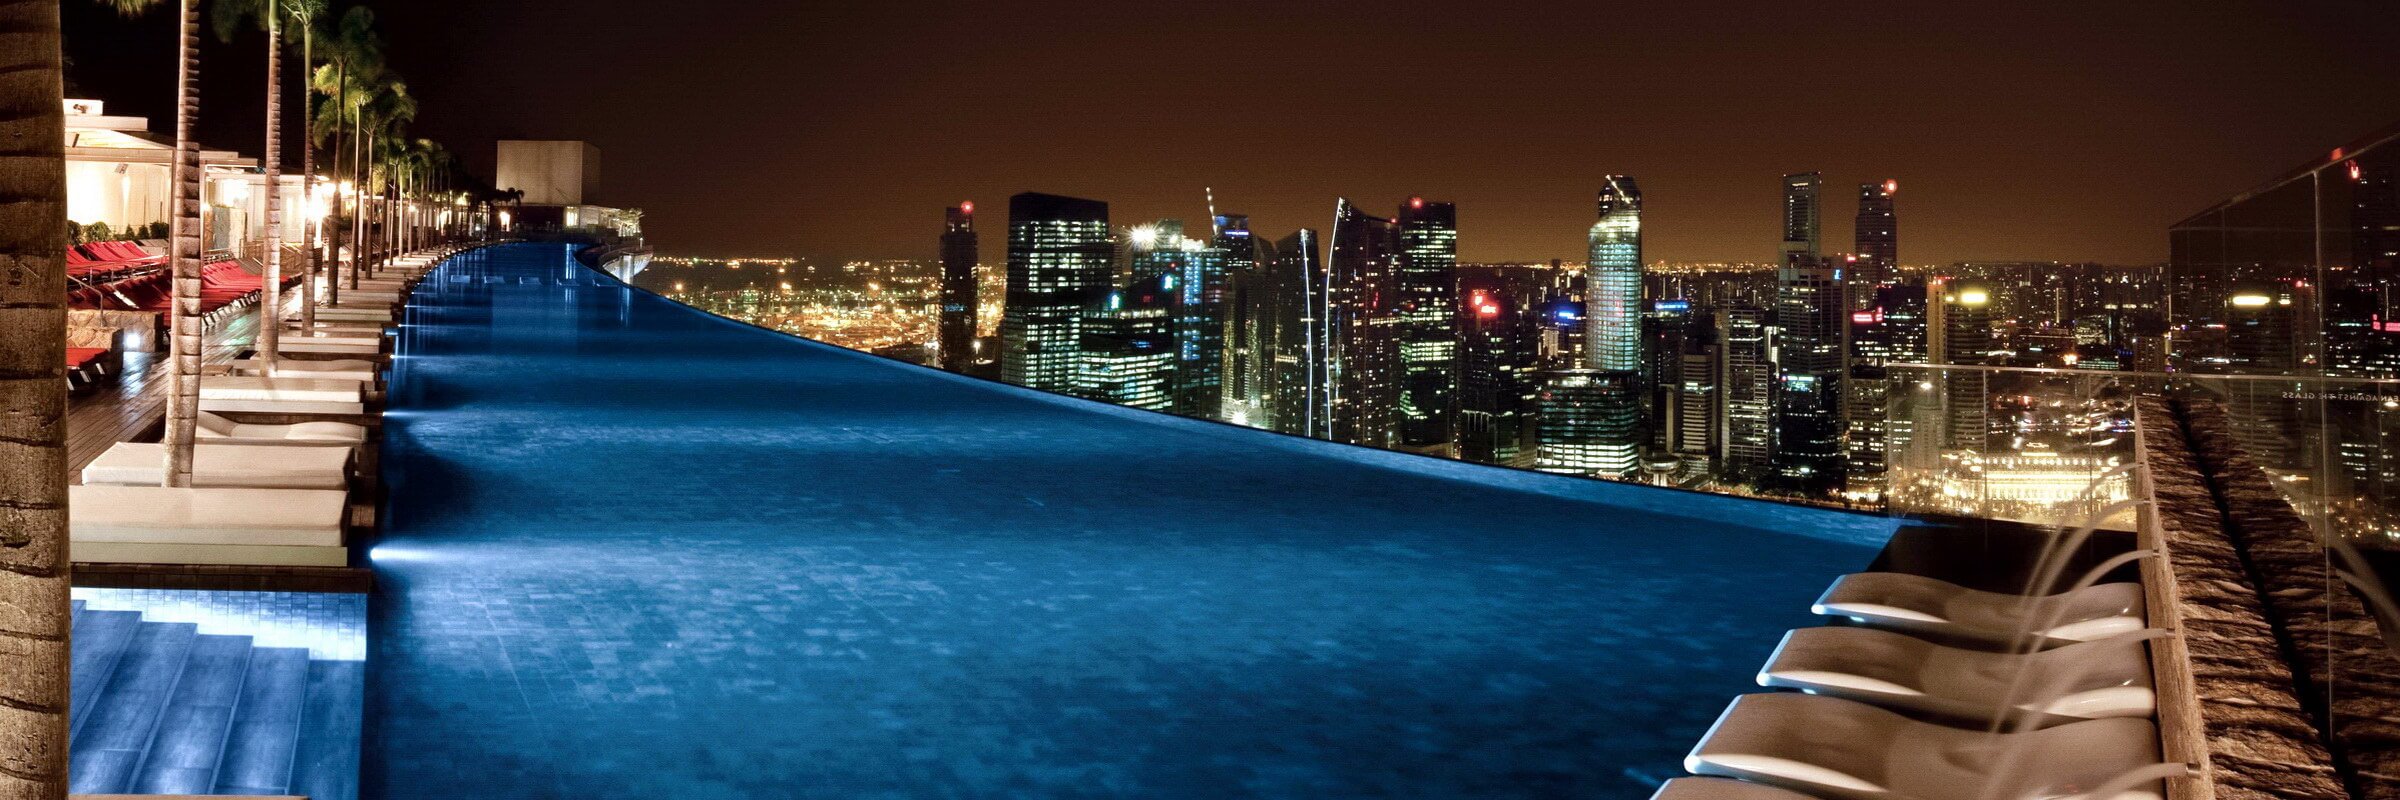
[2230,293,2273,308]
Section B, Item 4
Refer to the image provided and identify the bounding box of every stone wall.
[2138,397,2347,799]
[2181,399,2400,800]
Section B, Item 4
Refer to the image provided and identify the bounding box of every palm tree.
[309,5,376,292]
[284,0,324,332]
[0,3,74,794]
[95,0,204,486]
[213,0,301,372]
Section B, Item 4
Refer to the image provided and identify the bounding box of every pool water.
[370,243,1893,798]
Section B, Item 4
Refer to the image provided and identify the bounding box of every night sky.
[60,0,2400,265]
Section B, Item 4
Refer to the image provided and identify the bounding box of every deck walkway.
[65,307,261,479]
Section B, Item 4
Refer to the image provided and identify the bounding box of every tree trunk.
[256,12,283,372]
[0,1,75,795]
[298,26,316,331]
[347,109,361,289]
[323,64,341,308]
[162,0,203,488]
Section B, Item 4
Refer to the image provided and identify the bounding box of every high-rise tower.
[1853,180,1898,299]
[1321,199,1403,448]
[939,203,979,373]
[1781,172,1824,262]
[1773,254,1846,494]
[1001,193,1113,394]
[1584,177,1644,373]
[1397,197,1460,454]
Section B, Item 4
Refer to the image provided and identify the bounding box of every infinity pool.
[370,243,1895,798]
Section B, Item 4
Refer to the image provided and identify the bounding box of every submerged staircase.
[68,599,362,800]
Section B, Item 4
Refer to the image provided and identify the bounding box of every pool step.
[67,606,360,800]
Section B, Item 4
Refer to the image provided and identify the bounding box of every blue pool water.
[371,243,1895,798]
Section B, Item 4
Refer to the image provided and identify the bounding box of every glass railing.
[1882,362,2400,799]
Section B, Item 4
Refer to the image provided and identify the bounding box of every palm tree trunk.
[299,25,317,331]
[347,108,361,288]
[0,2,74,793]
[163,0,203,488]
[323,63,341,308]
[257,12,283,372]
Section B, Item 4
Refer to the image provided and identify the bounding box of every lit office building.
[1844,283,1929,502]
[1781,172,1823,262]
[1535,369,1641,478]
[1458,288,1539,468]
[1674,336,1722,474]
[1644,299,1696,450]
[1397,198,1460,455]
[1852,180,1898,304]
[939,203,980,373]
[1074,275,1177,411]
[1127,220,1231,420]
[1215,214,1275,426]
[1320,198,1403,448]
[1717,306,1775,478]
[1002,192,1113,394]
[1774,254,1845,494]
[1269,229,1326,438]
[1584,177,1645,373]
[1940,281,1998,452]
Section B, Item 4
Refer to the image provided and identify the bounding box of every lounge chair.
[81,441,351,490]
[1813,573,2145,649]
[278,336,384,356]
[229,357,379,384]
[1758,626,2155,728]
[196,374,367,415]
[70,484,347,567]
[1652,777,1821,800]
[1685,693,2164,800]
[195,411,367,448]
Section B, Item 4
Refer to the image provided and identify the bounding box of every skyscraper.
[1216,214,1273,425]
[1852,180,1899,302]
[1457,287,1539,467]
[1127,220,1230,420]
[1940,281,1997,452]
[1781,172,1823,262]
[1321,199,1402,448]
[1844,283,1929,503]
[1075,274,1176,411]
[1573,177,1646,478]
[1268,229,1325,437]
[1773,254,1845,494]
[1001,193,1114,394]
[939,203,979,373]
[1585,177,1644,373]
[1718,305,1775,477]
[1397,197,1459,455]
[1534,369,1641,477]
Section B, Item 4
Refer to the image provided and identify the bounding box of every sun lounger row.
[59,243,484,571]
[66,241,164,276]
[1661,571,2170,800]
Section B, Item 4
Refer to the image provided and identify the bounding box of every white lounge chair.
[1685,693,2164,800]
[229,357,379,384]
[1653,777,1821,800]
[69,484,347,567]
[279,338,384,356]
[1813,573,2145,648]
[291,305,391,323]
[195,411,367,448]
[82,441,351,490]
[1758,626,2155,728]
[197,374,367,415]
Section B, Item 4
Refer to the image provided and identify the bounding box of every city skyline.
[56,1,2400,265]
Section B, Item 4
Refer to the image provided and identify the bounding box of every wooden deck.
[65,294,386,593]
[65,308,259,479]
